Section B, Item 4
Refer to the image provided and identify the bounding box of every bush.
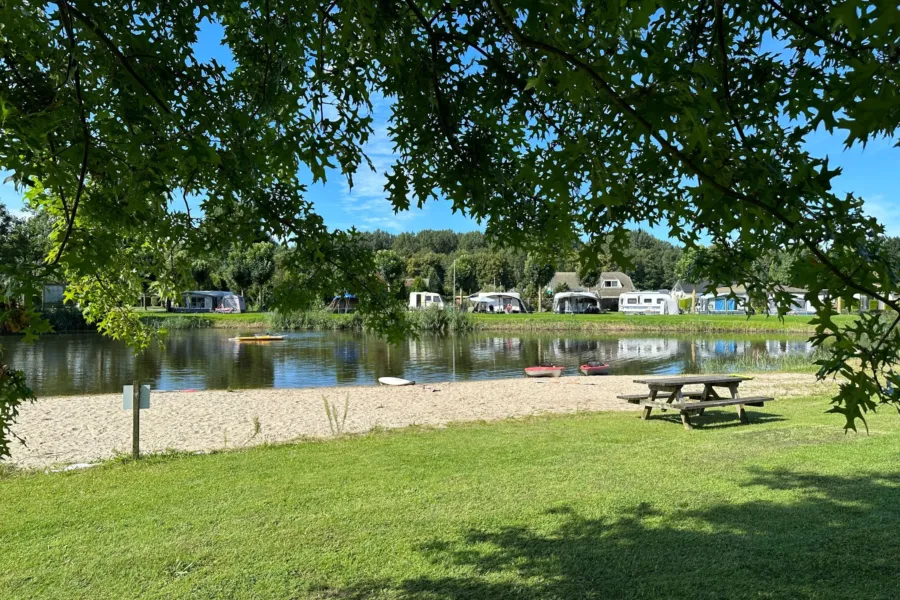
[678,298,693,313]
[141,316,214,330]
[406,306,475,333]
[267,310,362,331]
[42,307,92,332]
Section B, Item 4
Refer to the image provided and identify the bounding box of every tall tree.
[523,255,555,312]
[374,249,406,293]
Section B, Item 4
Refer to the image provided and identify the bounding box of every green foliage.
[41,307,91,332]
[406,305,475,333]
[409,277,427,293]
[141,316,214,330]
[446,253,478,295]
[0,356,34,460]
[267,310,363,332]
[374,249,406,292]
[522,255,555,292]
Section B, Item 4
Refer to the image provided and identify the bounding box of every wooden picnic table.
[619,375,774,430]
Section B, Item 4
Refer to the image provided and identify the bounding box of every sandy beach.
[7,374,835,470]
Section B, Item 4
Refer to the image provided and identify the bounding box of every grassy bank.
[2,395,899,599]
[136,310,853,335]
[474,312,855,333]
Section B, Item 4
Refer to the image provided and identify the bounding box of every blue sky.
[2,21,898,240]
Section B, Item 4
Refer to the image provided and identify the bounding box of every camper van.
[409,292,445,310]
[618,291,679,315]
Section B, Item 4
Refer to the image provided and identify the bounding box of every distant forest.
[5,203,898,310]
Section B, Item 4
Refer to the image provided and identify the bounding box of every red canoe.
[579,362,610,376]
[524,366,565,378]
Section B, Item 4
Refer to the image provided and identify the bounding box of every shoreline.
[4,310,852,335]
[7,374,835,470]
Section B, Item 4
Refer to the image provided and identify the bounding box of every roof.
[673,280,711,294]
[553,291,600,300]
[470,292,523,301]
[547,271,634,297]
[185,290,239,298]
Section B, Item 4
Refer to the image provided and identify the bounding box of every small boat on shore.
[524,365,564,378]
[229,334,285,342]
[378,377,415,386]
[579,361,610,376]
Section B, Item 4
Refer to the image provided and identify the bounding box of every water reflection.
[2,330,815,396]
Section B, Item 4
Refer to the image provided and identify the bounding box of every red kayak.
[524,365,565,378]
[579,362,610,376]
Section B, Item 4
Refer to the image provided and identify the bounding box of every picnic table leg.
[697,383,711,416]
[729,383,750,424]
[642,388,657,420]
[660,387,680,412]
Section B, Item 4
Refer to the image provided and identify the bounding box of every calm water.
[1,330,816,396]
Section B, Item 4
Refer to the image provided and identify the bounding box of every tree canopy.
[2,0,900,454]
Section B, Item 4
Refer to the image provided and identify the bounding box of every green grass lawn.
[474,311,856,333]
[2,396,899,599]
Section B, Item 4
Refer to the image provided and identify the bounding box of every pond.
[1,329,817,396]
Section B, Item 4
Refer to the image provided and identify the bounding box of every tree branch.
[765,0,872,55]
[50,2,90,267]
[62,2,172,114]
[487,0,900,312]
[402,0,466,158]
[714,1,749,147]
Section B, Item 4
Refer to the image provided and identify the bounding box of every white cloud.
[863,194,900,237]
[339,103,428,232]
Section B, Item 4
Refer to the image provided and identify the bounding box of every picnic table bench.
[617,375,774,430]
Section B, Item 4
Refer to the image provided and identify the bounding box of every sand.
[6,374,836,470]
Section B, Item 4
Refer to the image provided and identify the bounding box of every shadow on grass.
[647,409,786,429]
[316,470,900,599]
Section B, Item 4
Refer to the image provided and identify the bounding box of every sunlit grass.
[2,394,898,599]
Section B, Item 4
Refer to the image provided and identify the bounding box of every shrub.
[42,307,92,332]
[140,316,214,330]
[267,310,361,331]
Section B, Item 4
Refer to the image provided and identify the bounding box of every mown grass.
[2,395,898,599]
[474,312,856,333]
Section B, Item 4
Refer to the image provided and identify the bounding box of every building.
[671,281,711,301]
[546,271,635,311]
[41,283,67,307]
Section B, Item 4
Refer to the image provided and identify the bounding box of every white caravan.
[409,292,445,310]
[618,291,679,315]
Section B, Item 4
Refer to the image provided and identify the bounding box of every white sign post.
[123,383,150,459]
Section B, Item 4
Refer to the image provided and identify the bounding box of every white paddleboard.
[378,377,415,386]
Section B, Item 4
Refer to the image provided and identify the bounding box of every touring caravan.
[618,291,679,315]
[409,292,445,310]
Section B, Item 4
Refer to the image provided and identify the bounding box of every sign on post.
[123,383,150,459]
[122,385,151,409]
